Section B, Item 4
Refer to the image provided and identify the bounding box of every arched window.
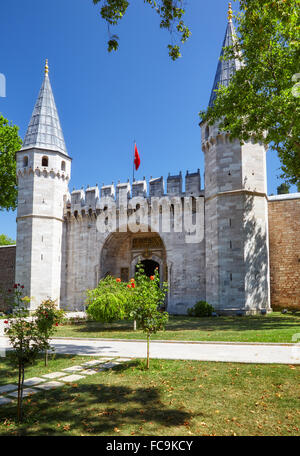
[61,161,66,171]
[205,126,210,140]
[23,156,28,167]
[42,156,48,167]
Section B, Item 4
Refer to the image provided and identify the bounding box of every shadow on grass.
[60,314,300,335]
[0,362,192,436]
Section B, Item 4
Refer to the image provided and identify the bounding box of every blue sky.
[0,0,295,239]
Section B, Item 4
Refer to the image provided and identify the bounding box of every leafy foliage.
[92,0,190,60]
[34,299,66,365]
[129,263,168,368]
[0,234,15,246]
[86,275,130,322]
[277,183,290,195]
[187,300,214,318]
[200,0,300,186]
[0,115,22,211]
[4,286,49,422]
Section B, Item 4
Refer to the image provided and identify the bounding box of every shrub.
[34,299,65,366]
[86,276,130,323]
[187,300,214,317]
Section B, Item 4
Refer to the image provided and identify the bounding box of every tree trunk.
[17,363,22,422]
[147,334,150,369]
[133,320,137,331]
[45,349,48,367]
[17,363,25,423]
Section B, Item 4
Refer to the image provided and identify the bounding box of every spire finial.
[45,59,49,75]
[228,2,233,22]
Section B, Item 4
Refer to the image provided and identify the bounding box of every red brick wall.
[0,245,16,312]
[268,198,300,310]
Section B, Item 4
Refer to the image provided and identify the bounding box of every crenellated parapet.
[65,170,203,217]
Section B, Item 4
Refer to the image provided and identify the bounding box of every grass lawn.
[0,354,299,436]
[55,312,300,343]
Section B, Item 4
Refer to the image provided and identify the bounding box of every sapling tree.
[4,285,49,422]
[128,264,168,369]
[34,299,65,366]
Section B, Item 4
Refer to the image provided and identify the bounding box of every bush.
[86,276,130,323]
[187,301,214,317]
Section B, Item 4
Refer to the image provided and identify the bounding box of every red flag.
[134,143,140,171]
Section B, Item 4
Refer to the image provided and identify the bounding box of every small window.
[61,161,66,171]
[42,156,48,167]
[23,156,28,167]
[205,126,210,140]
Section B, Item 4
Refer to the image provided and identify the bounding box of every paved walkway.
[0,356,132,406]
[1,335,300,364]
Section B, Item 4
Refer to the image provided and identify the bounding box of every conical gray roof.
[22,63,67,155]
[208,20,242,108]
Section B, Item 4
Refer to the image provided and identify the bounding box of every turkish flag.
[134,143,141,171]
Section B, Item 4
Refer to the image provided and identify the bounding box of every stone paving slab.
[42,372,66,379]
[82,359,112,367]
[60,374,86,382]
[101,362,120,369]
[116,358,133,362]
[35,381,65,391]
[23,377,47,386]
[62,365,84,373]
[0,396,14,405]
[0,384,18,394]
[8,388,38,398]
[81,369,98,375]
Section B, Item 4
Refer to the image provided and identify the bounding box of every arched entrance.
[137,259,160,278]
[100,229,167,284]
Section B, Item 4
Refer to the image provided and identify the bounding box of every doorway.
[137,259,160,278]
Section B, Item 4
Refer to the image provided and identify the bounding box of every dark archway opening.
[137,259,160,278]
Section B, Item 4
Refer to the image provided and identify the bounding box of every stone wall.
[0,245,16,312]
[268,195,300,310]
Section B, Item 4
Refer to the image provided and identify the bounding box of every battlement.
[65,170,203,216]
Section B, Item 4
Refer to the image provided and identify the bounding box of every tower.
[201,5,271,314]
[15,60,71,310]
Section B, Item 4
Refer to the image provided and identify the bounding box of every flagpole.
[133,139,135,182]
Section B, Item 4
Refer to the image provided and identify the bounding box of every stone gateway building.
[1,10,299,314]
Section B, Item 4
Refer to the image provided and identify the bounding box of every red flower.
[116,278,121,283]
[55,323,58,326]
[13,284,18,289]
[127,284,131,288]
[130,278,135,283]
[21,286,24,289]
[4,320,8,324]
[150,276,155,281]
[131,283,136,288]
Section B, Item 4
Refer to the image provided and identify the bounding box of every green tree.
[34,299,65,366]
[277,183,290,195]
[200,0,300,186]
[86,275,130,322]
[0,234,15,245]
[129,264,168,369]
[92,0,190,60]
[0,115,22,211]
[4,285,49,423]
